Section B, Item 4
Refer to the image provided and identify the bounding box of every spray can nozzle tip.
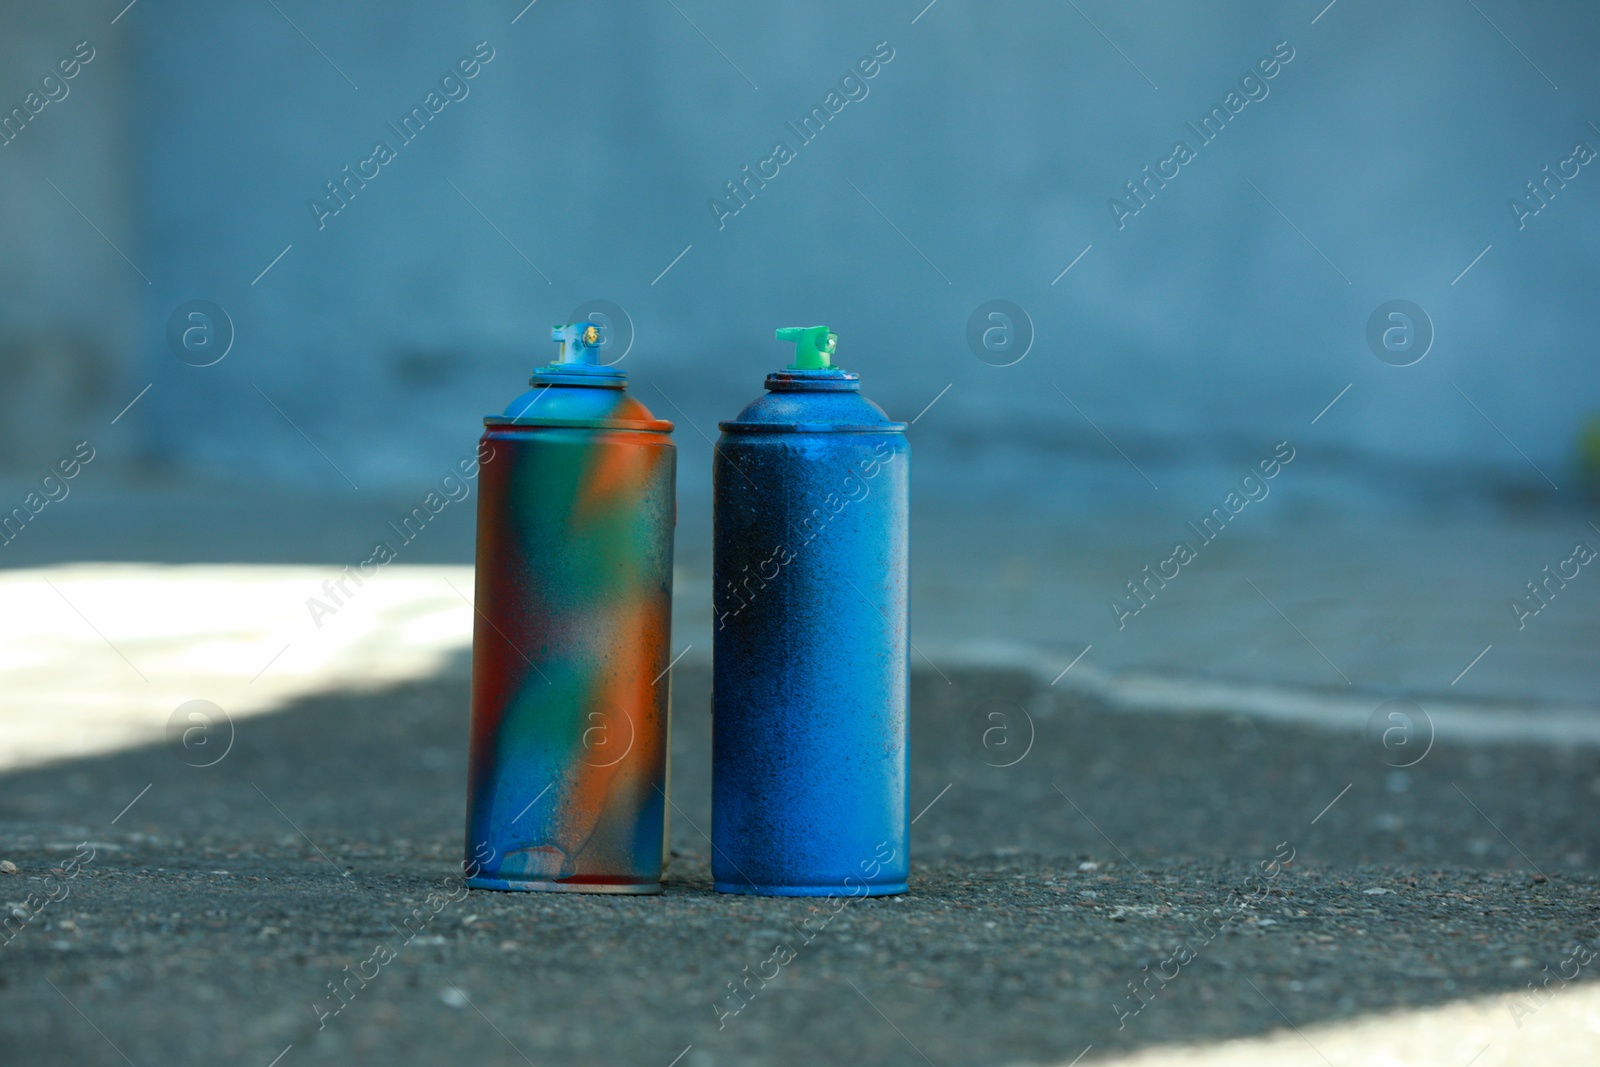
[551,322,602,365]
[775,326,835,370]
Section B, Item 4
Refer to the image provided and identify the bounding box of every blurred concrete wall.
[3,0,1596,499]
[0,2,132,471]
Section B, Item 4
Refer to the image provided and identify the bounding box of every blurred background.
[3,0,1598,489]
[2,2,1599,1063]
[2,0,1594,719]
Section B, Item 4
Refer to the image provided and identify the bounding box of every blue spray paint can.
[711,326,909,896]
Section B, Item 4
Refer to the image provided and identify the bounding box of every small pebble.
[0,861,16,874]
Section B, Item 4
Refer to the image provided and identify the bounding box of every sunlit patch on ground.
[1083,981,1600,1066]
[0,564,476,772]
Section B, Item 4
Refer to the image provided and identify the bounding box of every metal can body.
[712,368,909,896]
[466,361,675,893]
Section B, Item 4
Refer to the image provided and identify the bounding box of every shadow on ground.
[1,665,1596,1066]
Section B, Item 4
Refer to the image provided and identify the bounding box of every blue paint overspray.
[711,326,910,896]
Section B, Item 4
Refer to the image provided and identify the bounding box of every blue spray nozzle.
[551,322,603,365]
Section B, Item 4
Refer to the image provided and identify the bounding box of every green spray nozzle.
[776,326,836,370]
[551,322,602,365]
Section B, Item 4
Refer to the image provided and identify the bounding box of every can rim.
[717,420,907,434]
[484,416,675,432]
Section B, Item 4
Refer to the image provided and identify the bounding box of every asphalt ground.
[2,664,1596,1066]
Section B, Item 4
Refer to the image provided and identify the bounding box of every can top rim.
[764,369,861,393]
[530,367,628,388]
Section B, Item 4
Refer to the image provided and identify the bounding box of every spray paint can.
[711,326,909,896]
[465,322,676,893]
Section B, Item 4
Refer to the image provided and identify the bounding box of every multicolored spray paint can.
[712,326,910,896]
[465,323,676,893]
